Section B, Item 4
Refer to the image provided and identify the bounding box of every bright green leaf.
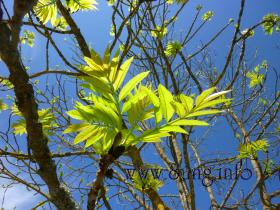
[74,125,99,144]
[113,57,134,90]
[64,123,89,134]
[158,84,174,122]
[169,119,209,126]
[119,71,150,101]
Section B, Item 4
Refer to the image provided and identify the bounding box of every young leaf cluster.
[20,30,35,47]
[33,0,98,25]
[65,47,231,155]
[164,41,182,57]
[132,167,164,192]
[238,140,269,159]
[202,11,214,21]
[246,63,267,88]
[151,26,168,39]
[12,107,58,136]
[262,13,280,35]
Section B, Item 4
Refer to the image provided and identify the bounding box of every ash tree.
[0,0,279,209]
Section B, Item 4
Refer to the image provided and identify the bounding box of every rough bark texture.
[0,1,77,209]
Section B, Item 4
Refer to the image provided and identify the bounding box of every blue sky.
[0,0,279,209]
